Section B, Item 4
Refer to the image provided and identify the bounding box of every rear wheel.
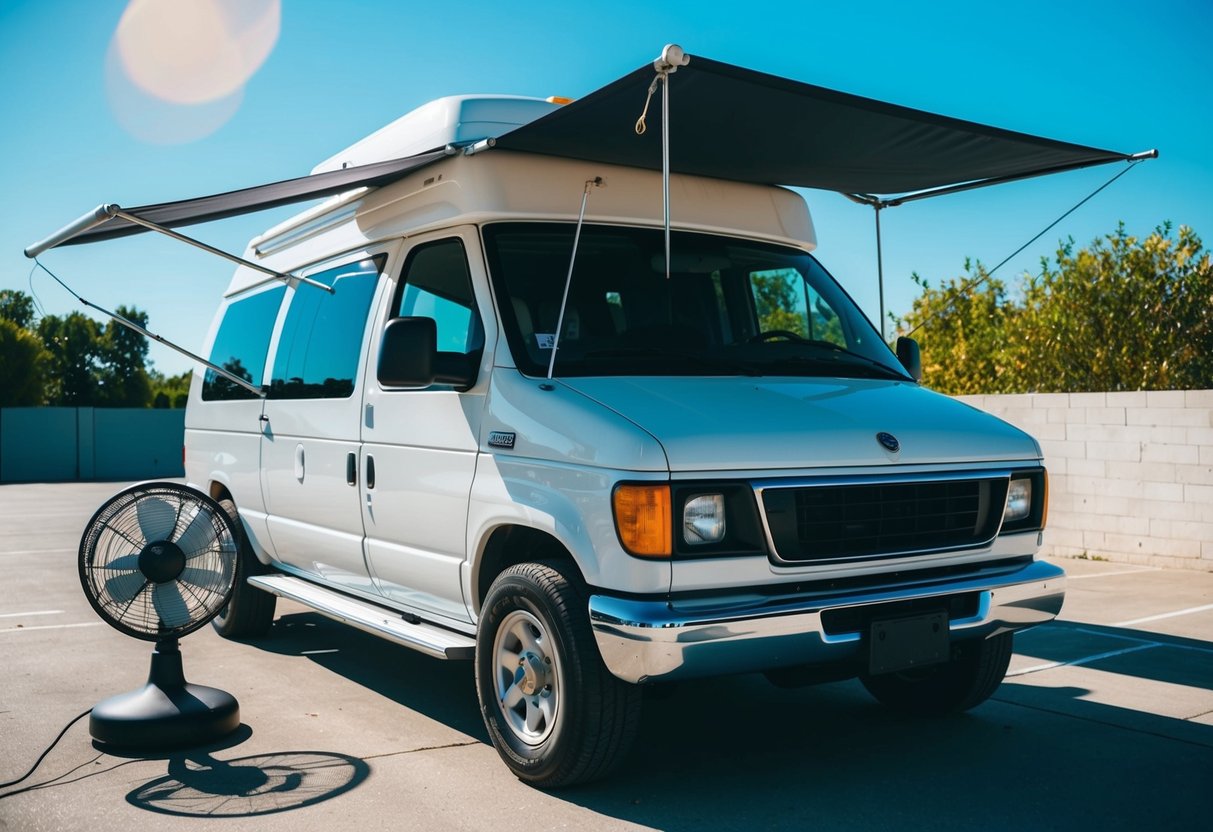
[211,498,277,638]
[475,561,641,788]
[861,633,1013,715]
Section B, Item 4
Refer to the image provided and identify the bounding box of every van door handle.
[346,452,357,486]
[366,455,376,490]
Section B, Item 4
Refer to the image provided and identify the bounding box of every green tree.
[0,289,37,329]
[893,223,1213,394]
[98,307,152,407]
[149,369,192,408]
[38,312,104,405]
[0,318,48,405]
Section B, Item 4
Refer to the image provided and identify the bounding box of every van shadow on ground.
[245,612,1213,831]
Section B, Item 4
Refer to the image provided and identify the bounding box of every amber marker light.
[1041,470,1049,530]
[546,96,575,105]
[613,484,672,557]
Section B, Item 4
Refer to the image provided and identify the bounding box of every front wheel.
[210,498,277,639]
[475,561,641,788]
[861,632,1013,715]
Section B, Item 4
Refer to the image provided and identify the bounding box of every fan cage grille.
[80,484,239,640]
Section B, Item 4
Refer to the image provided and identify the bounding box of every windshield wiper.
[759,349,908,380]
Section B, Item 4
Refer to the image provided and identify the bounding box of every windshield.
[482,222,909,381]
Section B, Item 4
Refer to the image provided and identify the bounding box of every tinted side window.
[270,255,385,399]
[394,239,483,355]
[202,286,286,400]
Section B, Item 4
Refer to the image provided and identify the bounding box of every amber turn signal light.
[613,484,671,558]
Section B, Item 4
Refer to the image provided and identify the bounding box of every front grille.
[762,477,1007,564]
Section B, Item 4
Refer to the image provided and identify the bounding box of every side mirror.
[895,336,922,382]
[377,317,478,390]
[378,317,436,388]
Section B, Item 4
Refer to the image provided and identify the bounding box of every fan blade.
[175,510,217,558]
[104,571,147,604]
[106,553,142,572]
[153,582,192,630]
[136,497,176,542]
[179,566,227,594]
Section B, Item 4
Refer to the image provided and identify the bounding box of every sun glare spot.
[114,0,279,104]
[106,0,278,143]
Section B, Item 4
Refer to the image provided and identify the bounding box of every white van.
[185,94,1062,787]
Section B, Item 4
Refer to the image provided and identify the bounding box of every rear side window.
[202,286,286,400]
[270,255,385,399]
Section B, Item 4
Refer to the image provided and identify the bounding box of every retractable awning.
[24,148,450,256]
[494,54,1149,205]
[26,50,1151,257]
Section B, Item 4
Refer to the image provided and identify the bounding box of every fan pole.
[89,638,240,750]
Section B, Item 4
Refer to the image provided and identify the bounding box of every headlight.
[1003,477,1032,523]
[683,494,725,545]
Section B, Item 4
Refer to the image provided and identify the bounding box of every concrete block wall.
[957,390,1213,571]
[0,407,185,483]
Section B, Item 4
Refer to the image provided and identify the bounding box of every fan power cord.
[0,709,92,792]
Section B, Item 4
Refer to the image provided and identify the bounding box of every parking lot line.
[1113,603,1213,628]
[0,610,63,618]
[1065,567,1161,580]
[0,622,103,634]
[1007,642,1160,677]
[0,548,76,556]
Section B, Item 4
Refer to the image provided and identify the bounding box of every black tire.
[861,632,1013,716]
[475,561,642,789]
[211,498,277,639]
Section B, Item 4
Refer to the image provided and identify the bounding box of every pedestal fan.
[78,481,242,749]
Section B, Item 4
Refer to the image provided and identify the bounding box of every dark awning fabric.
[48,148,449,249]
[493,55,1136,202]
[32,53,1142,255]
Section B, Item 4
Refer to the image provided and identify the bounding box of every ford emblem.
[877,432,900,453]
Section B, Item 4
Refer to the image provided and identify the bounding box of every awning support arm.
[25,203,334,294]
[841,150,1157,340]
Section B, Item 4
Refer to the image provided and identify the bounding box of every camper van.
[184,94,1063,787]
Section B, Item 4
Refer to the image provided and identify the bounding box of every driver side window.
[394,238,483,355]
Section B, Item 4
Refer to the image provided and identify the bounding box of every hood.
[560,376,1040,472]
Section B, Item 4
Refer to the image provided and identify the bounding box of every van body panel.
[358,227,492,621]
[256,249,393,593]
[466,454,672,608]
[483,369,668,471]
[560,376,1040,472]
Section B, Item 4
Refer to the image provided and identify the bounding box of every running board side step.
[248,574,475,660]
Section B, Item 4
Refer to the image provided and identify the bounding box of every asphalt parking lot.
[2,481,1211,831]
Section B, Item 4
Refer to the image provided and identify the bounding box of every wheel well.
[208,482,233,504]
[476,526,578,612]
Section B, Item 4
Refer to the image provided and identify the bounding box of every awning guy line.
[33,259,267,398]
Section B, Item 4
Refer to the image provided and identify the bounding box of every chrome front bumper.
[589,559,1065,684]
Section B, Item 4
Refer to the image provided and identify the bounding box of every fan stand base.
[90,639,240,750]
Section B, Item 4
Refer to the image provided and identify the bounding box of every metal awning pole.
[874,203,886,342]
[112,210,334,293]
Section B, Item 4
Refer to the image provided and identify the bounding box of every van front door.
[361,229,489,624]
[259,253,388,593]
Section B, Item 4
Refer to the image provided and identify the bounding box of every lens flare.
[114,0,279,104]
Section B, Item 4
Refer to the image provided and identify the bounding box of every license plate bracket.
[868,610,949,675]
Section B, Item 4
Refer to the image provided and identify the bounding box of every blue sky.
[2,0,1209,376]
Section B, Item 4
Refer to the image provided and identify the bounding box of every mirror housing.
[377,317,477,390]
[378,317,436,388]
[895,336,922,382]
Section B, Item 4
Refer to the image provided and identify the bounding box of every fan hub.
[139,540,186,583]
